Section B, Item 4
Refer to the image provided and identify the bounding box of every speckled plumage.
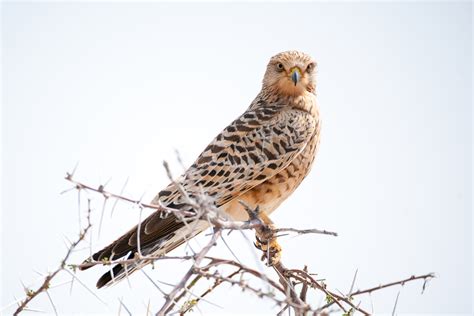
[83,51,322,288]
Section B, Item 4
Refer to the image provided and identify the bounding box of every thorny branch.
[157,229,223,316]
[12,200,93,316]
[6,168,436,315]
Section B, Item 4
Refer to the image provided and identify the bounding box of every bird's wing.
[154,104,318,208]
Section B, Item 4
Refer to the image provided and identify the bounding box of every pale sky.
[1,2,472,315]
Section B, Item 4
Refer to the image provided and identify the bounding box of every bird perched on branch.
[81,50,321,288]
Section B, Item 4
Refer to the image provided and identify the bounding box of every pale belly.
[221,130,320,221]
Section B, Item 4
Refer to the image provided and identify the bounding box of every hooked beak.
[290,68,301,86]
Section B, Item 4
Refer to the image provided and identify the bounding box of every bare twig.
[273,227,338,237]
[13,201,93,315]
[179,269,241,314]
[157,228,222,316]
[351,273,436,297]
[65,173,195,218]
[316,273,435,313]
[14,171,434,316]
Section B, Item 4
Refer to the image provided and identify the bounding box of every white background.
[1,2,472,315]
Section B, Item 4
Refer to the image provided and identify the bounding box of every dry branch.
[12,201,93,316]
[7,170,435,315]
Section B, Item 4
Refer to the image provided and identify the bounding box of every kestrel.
[81,51,321,288]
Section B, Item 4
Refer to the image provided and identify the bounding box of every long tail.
[80,210,209,288]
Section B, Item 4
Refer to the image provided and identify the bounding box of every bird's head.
[262,51,317,97]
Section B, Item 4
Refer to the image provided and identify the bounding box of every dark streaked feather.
[80,209,184,269]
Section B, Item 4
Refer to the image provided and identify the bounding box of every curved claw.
[254,235,282,266]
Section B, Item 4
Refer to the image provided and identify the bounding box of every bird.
[81,50,322,288]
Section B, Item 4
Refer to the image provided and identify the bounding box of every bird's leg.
[254,211,282,266]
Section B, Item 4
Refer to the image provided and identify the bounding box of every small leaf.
[325,294,333,304]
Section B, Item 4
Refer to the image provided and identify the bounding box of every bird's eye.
[306,63,314,73]
[276,63,284,71]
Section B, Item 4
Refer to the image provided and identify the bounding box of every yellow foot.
[254,226,282,266]
[244,206,282,266]
[256,237,282,266]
